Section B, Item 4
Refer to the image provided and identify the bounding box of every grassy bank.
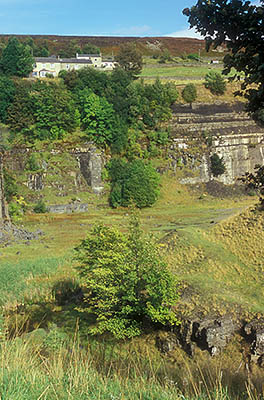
[1,174,263,399]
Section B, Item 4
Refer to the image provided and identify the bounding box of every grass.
[1,174,264,399]
[140,64,237,79]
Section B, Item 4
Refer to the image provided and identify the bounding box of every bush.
[3,168,18,202]
[33,199,48,213]
[204,71,226,95]
[74,215,180,338]
[108,159,160,208]
[8,195,27,222]
[182,83,197,108]
[210,153,226,177]
[187,53,199,61]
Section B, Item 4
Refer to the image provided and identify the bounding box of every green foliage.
[26,153,41,172]
[30,80,79,140]
[3,168,18,202]
[58,39,81,58]
[33,199,48,214]
[7,80,35,134]
[8,80,79,141]
[240,164,264,209]
[0,37,34,77]
[187,53,199,61]
[183,0,264,124]
[82,43,100,54]
[74,216,179,338]
[182,83,197,107]
[210,153,226,177]
[8,196,27,222]
[204,71,226,95]
[158,48,172,63]
[78,89,116,146]
[108,158,160,208]
[0,75,15,123]
[127,78,178,128]
[115,43,143,78]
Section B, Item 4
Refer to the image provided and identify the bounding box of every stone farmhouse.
[32,53,116,78]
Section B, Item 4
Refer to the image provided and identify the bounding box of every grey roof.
[60,58,93,64]
[77,53,101,57]
[35,57,60,62]
[35,57,93,64]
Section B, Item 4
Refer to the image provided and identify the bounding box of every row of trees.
[1,67,178,149]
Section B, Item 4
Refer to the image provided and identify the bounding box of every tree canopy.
[74,215,179,338]
[183,0,264,123]
[0,37,34,77]
[115,44,143,78]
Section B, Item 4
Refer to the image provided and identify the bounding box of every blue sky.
[0,0,204,38]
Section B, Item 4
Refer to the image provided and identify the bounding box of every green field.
[141,64,224,78]
[1,172,263,399]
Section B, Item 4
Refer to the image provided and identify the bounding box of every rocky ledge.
[157,314,264,367]
[0,222,43,246]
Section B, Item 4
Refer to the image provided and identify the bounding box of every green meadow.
[0,173,263,399]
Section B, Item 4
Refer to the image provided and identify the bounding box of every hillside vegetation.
[0,173,263,399]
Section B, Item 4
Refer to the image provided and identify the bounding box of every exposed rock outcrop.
[169,102,264,185]
[244,319,264,365]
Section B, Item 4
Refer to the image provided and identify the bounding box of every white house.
[32,53,104,78]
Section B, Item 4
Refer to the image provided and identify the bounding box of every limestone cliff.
[169,102,264,185]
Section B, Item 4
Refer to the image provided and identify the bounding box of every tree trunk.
[0,152,9,222]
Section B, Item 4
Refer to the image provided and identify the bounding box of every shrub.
[8,195,27,222]
[33,199,48,214]
[3,168,18,202]
[204,71,226,95]
[182,83,197,108]
[74,215,180,338]
[210,153,226,177]
[108,159,160,208]
[187,53,199,61]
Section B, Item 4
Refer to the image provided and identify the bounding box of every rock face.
[170,102,264,185]
[47,202,88,214]
[244,319,264,364]
[5,145,104,195]
[74,146,104,194]
[156,312,264,368]
[171,314,238,357]
[191,315,237,356]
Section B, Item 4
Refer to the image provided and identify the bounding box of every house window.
[42,64,46,68]
[32,71,38,76]
[40,71,46,77]
[50,63,55,69]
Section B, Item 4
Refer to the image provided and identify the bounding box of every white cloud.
[165,27,205,39]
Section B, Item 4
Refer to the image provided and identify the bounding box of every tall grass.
[0,256,67,306]
[0,332,262,399]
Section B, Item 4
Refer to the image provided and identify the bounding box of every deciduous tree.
[74,215,179,338]
[115,44,143,78]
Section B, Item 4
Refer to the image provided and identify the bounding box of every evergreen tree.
[204,71,226,96]
[0,37,34,77]
[182,83,197,109]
